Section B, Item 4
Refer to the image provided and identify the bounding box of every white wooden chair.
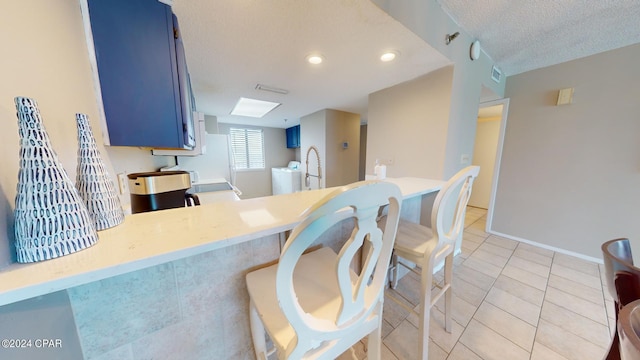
[387,166,479,360]
[245,180,403,359]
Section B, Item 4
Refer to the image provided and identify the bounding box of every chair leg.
[391,253,399,289]
[419,267,433,360]
[444,253,453,333]
[366,302,383,360]
[605,304,620,360]
[604,330,621,360]
[249,299,269,360]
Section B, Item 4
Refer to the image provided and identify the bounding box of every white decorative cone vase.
[14,97,98,263]
[75,113,124,230]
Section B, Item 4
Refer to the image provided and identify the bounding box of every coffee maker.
[128,171,199,214]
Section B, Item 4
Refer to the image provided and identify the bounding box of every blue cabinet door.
[293,125,300,148]
[286,127,294,148]
[88,0,187,148]
[286,125,300,148]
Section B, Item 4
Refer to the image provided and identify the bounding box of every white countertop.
[0,177,443,306]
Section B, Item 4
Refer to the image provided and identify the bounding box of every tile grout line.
[453,210,556,359]
[527,251,555,360]
[598,263,616,339]
[385,209,610,360]
[445,214,491,360]
[466,234,540,358]
[455,211,608,360]
[543,259,610,335]
[528,251,608,359]
[446,214,523,360]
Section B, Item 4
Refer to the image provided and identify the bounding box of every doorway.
[470,98,509,231]
[470,103,502,209]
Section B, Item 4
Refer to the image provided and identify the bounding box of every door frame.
[481,98,509,233]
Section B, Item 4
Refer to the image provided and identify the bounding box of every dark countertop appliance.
[128,171,199,214]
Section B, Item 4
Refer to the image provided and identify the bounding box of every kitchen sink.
[188,181,240,203]
[189,182,233,193]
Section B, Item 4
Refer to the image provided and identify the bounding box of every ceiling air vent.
[491,66,502,83]
[255,84,289,95]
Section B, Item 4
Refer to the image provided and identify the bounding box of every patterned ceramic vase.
[14,97,98,263]
[75,113,124,230]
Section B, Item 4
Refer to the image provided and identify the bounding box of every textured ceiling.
[172,1,640,128]
[439,0,640,76]
[173,0,451,128]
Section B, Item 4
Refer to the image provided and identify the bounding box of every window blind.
[230,128,265,170]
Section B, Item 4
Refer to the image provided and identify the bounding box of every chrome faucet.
[304,145,322,189]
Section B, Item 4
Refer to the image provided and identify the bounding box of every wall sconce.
[445,32,460,45]
[557,88,574,105]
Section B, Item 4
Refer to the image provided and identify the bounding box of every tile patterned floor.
[341,207,613,360]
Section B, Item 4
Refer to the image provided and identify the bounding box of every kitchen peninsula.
[0,177,444,359]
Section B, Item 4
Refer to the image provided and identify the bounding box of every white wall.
[367,66,453,179]
[359,124,368,180]
[300,110,327,190]
[217,123,295,198]
[371,0,505,179]
[493,43,640,259]
[300,109,360,189]
[0,0,174,267]
[324,109,361,187]
[0,0,175,355]
[0,291,83,359]
[204,114,219,133]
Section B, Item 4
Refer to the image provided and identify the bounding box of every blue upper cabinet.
[286,125,300,148]
[86,0,193,149]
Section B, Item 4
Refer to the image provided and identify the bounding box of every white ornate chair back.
[276,181,402,358]
[429,166,480,265]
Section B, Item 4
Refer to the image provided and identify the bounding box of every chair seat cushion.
[246,247,357,351]
[394,220,435,262]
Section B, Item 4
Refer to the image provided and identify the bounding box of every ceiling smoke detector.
[470,40,481,61]
[255,84,289,95]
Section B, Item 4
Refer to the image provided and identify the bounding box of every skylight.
[230,97,281,118]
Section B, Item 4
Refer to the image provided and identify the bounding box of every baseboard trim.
[487,229,603,264]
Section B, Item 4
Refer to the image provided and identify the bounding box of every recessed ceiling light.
[380,51,399,62]
[230,97,281,118]
[306,54,324,65]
